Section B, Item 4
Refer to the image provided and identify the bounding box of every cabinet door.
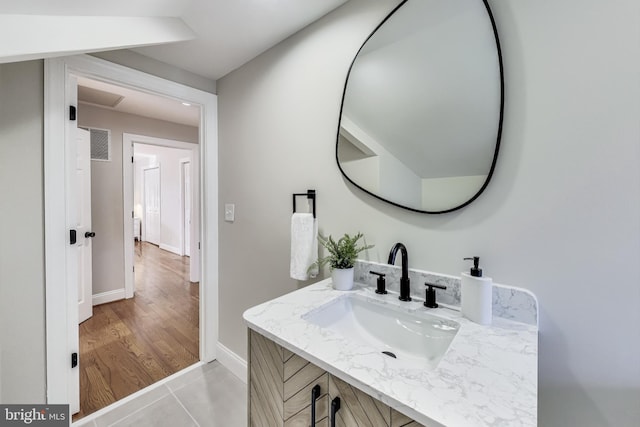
[328,374,391,427]
[391,409,427,427]
[249,331,330,427]
[249,330,285,427]
[283,352,329,427]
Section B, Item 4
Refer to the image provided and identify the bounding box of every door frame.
[125,134,201,285]
[44,54,218,407]
[179,158,191,258]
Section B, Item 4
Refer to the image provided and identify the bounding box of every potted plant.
[309,232,374,290]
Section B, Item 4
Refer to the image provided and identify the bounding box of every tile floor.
[74,361,246,427]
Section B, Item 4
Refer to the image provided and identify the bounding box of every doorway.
[125,134,201,285]
[73,80,203,419]
[43,55,219,419]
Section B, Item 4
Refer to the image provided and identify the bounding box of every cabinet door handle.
[330,397,341,427]
[311,384,321,425]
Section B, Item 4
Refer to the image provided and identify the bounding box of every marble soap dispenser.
[461,256,493,325]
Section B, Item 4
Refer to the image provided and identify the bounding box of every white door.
[182,161,191,257]
[143,166,161,245]
[77,129,93,324]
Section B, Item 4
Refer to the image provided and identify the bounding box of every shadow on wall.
[539,386,640,427]
[538,305,640,426]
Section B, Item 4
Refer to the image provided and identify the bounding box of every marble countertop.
[243,279,538,427]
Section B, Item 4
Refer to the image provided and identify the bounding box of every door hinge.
[69,105,76,121]
[71,352,78,368]
[132,156,134,163]
[132,211,134,218]
[198,242,201,250]
[133,266,135,272]
[70,229,77,245]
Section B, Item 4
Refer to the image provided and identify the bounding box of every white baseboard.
[216,342,247,384]
[92,289,126,306]
[159,243,182,256]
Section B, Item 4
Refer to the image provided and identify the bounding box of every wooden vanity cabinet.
[249,330,425,427]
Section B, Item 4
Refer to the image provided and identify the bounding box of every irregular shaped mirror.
[337,0,503,213]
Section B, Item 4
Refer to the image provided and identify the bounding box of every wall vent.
[89,128,111,161]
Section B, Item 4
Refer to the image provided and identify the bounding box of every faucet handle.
[369,271,387,295]
[424,282,446,308]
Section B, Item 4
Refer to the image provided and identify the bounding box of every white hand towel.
[290,213,318,280]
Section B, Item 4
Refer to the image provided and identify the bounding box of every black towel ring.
[292,190,316,218]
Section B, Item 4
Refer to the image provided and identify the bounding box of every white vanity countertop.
[243,279,538,427]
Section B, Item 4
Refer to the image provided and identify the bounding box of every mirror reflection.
[337,0,503,213]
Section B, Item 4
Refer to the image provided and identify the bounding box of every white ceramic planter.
[331,267,354,291]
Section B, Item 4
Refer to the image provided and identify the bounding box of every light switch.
[224,203,235,222]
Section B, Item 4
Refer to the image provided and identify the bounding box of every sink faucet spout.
[388,243,411,301]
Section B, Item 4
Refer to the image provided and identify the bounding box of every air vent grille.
[89,128,111,161]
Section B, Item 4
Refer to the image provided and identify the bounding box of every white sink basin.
[303,294,459,369]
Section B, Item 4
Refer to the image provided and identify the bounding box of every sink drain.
[381,351,397,359]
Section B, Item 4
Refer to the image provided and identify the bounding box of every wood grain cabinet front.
[248,330,426,427]
[249,330,329,426]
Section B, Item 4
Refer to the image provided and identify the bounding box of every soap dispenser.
[461,257,493,325]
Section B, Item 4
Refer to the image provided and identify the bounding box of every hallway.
[75,242,199,420]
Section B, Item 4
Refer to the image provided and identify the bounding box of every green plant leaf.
[308,232,374,273]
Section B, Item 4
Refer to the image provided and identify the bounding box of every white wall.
[78,104,198,295]
[134,143,192,254]
[421,175,486,211]
[218,0,640,425]
[0,60,46,403]
[91,50,217,94]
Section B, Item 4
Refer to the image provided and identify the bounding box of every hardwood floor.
[74,242,199,421]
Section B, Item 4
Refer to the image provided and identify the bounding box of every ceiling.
[77,77,201,127]
[1,0,348,80]
[133,0,349,80]
[2,0,349,125]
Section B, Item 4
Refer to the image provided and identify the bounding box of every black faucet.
[388,243,411,301]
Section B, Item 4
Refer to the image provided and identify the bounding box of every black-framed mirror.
[336,0,504,214]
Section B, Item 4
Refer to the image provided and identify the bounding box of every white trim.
[216,342,248,384]
[92,289,126,306]
[179,158,191,257]
[127,134,199,150]
[71,362,205,426]
[44,56,75,407]
[159,243,182,256]
[44,54,219,409]
[122,138,134,298]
